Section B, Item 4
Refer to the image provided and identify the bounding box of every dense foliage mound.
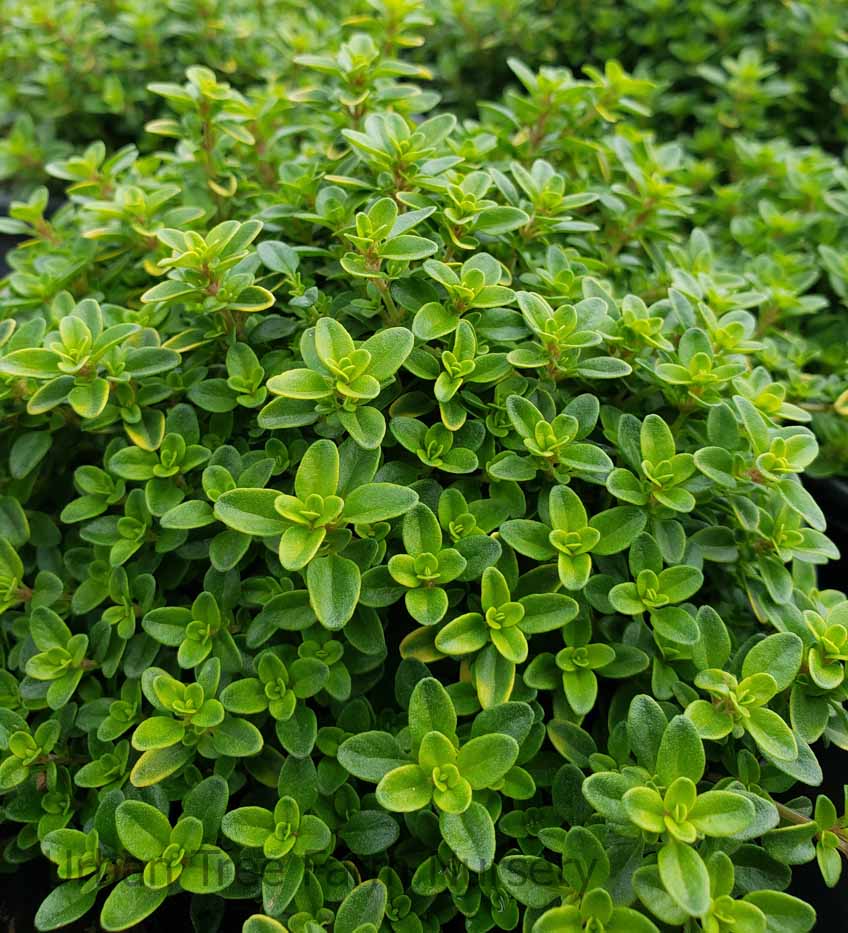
[1,2,847,932]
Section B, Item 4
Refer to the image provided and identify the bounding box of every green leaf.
[9,431,52,480]
[686,700,733,740]
[405,586,449,626]
[279,525,325,570]
[109,447,159,480]
[506,395,543,437]
[30,606,72,650]
[338,731,409,781]
[575,356,632,378]
[651,606,699,645]
[402,503,443,555]
[435,612,488,655]
[35,881,98,931]
[608,582,645,615]
[658,839,710,917]
[295,438,339,499]
[242,917,289,933]
[339,810,400,855]
[275,703,318,757]
[379,234,438,261]
[231,285,275,312]
[183,775,229,844]
[633,865,688,925]
[360,327,414,380]
[141,279,198,303]
[624,786,666,834]
[211,717,264,757]
[499,520,557,560]
[0,536,24,583]
[627,694,667,773]
[474,645,516,709]
[528,906,581,933]
[519,593,578,632]
[746,708,797,762]
[220,678,266,715]
[376,764,431,812]
[222,806,274,847]
[181,845,235,893]
[474,205,529,234]
[160,500,216,529]
[336,405,386,449]
[342,483,418,524]
[694,446,737,487]
[115,800,170,860]
[68,379,110,419]
[590,506,647,555]
[100,876,167,931]
[457,733,519,788]
[214,489,287,537]
[209,529,252,571]
[688,790,755,837]
[439,802,496,871]
[656,715,705,785]
[743,891,815,933]
[307,554,361,630]
[0,348,62,377]
[132,716,185,750]
[267,368,331,399]
[28,376,74,414]
[257,240,299,274]
[188,379,238,412]
[607,468,648,505]
[582,771,641,823]
[742,633,803,692]
[657,565,703,603]
[498,855,564,908]
[261,853,304,917]
[335,880,388,933]
[641,415,676,463]
[409,676,457,749]
[413,301,460,340]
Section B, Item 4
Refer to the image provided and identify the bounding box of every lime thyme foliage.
[1,2,848,933]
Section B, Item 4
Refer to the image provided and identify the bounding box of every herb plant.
[1,2,848,933]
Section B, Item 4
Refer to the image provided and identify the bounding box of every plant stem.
[775,801,848,859]
[376,279,401,325]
